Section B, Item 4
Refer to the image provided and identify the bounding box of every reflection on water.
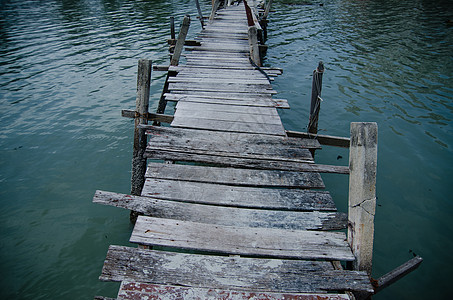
[0,0,452,299]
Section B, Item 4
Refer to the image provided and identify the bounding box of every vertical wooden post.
[348,122,378,275]
[170,17,175,40]
[307,61,324,135]
[170,15,191,67]
[248,26,261,66]
[194,0,205,28]
[210,0,221,20]
[156,16,191,117]
[131,59,151,197]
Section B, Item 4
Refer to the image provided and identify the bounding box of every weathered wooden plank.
[100,246,374,293]
[143,125,320,149]
[93,191,347,230]
[165,94,289,109]
[168,82,276,94]
[130,216,354,260]
[117,282,351,300]
[168,76,271,85]
[145,163,325,188]
[171,116,286,135]
[142,179,336,211]
[168,90,276,100]
[175,71,269,81]
[144,150,348,174]
[174,101,279,115]
[173,109,283,125]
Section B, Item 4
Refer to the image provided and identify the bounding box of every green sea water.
[0,0,452,299]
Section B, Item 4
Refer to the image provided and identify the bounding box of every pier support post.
[307,61,324,135]
[156,16,190,117]
[131,59,151,198]
[348,122,378,275]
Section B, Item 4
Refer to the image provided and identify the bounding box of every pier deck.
[94,2,376,299]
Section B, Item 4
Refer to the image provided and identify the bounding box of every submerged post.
[348,122,378,275]
[131,59,151,197]
[307,61,324,135]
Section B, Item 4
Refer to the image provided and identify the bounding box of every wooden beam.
[374,256,423,294]
[286,130,350,148]
[121,109,174,124]
[348,122,378,275]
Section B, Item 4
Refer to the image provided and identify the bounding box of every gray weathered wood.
[130,59,151,196]
[143,125,320,149]
[100,246,374,293]
[348,122,378,275]
[173,109,283,125]
[93,191,347,230]
[286,130,350,148]
[374,256,423,293]
[165,94,290,109]
[117,282,351,300]
[142,178,336,211]
[144,151,349,174]
[308,62,324,135]
[171,116,286,135]
[121,109,174,124]
[170,16,191,66]
[130,216,354,260]
[168,82,276,94]
[145,163,325,188]
[248,26,261,66]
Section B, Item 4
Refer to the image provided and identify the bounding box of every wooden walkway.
[94,2,377,299]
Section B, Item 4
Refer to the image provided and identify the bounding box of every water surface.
[0,0,452,299]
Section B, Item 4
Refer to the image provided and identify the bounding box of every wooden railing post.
[156,16,191,117]
[245,0,261,66]
[194,0,205,28]
[307,61,324,135]
[131,59,152,197]
[348,122,378,275]
[170,15,191,67]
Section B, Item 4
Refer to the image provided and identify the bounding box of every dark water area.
[0,0,451,299]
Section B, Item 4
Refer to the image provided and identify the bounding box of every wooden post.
[170,17,175,40]
[348,122,378,275]
[131,59,152,197]
[248,26,261,66]
[210,0,221,20]
[170,15,190,67]
[307,61,324,135]
[194,0,205,28]
[156,16,190,117]
[264,0,273,19]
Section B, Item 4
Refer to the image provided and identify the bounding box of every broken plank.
[142,179,335,211]
[117,282,352,300]
[93,191,347,230]
[130,216,354,261]
[100,246,374,293]
[144,150,348,174]
[145,163,325,188]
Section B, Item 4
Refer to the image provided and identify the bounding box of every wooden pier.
[93,1,421,299]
